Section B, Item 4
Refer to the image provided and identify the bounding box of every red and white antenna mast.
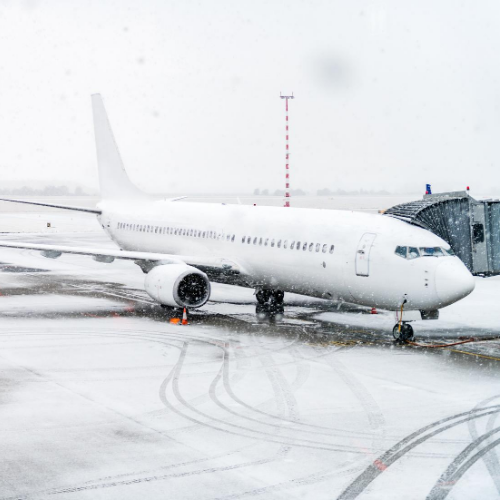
[280,92,294,207]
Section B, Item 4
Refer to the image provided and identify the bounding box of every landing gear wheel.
[392,323,414,343]
[256,289,272,305]
[255,289,285,321]
[272,290,285,304]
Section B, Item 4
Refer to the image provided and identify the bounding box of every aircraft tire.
[392,323,414,342]
[256,289,272,305]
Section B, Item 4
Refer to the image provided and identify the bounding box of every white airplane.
[0,94,475,341]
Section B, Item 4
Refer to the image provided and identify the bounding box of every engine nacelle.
[144,264,211,308]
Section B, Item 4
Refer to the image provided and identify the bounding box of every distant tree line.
[253,188,391,196]
[253,188,307,196]
[316,188,391,196]
[0,185,88,196]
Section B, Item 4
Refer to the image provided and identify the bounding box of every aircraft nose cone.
[435,258,475,306]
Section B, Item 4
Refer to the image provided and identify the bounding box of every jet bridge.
[385,191,500,276]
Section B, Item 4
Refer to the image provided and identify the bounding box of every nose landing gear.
[392,322,414,343]
[256,289,285,322]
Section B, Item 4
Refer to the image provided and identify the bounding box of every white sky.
[0,0,499,195]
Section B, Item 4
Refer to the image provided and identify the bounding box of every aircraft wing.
[0,196,187,214]
[0,241,245,278]
[0,197,101,214]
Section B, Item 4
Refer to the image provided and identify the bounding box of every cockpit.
[395,246,455,260]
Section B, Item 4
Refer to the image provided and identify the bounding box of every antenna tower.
[280,92,294,207]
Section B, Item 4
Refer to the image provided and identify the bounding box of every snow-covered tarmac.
[1,220,500,499]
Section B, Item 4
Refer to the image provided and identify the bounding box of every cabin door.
[355,233,377,277]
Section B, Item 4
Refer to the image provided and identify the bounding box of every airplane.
[0,94,475,342]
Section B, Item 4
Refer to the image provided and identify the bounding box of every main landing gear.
[256,289,285,322]
[392,322,414,343]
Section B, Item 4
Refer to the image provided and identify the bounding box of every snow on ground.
[0,210,500,499]
[0,295,122,314]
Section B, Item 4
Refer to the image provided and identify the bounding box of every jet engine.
[144,264,211,308]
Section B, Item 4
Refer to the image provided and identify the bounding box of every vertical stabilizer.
[91,94,144,200]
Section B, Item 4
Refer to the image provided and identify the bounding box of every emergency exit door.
[356,233,377,276]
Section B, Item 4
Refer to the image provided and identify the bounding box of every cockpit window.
[395,246,407,258]
[408,247,420,259]
[420,247,444,257]
[396,245,453,259]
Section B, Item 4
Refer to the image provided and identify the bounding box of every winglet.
[91,94,144,200]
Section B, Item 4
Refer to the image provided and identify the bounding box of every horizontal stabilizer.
[0,197,101,214]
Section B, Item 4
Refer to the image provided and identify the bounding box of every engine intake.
[144,264,211,308]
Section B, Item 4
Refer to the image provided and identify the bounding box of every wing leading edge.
[0,198,101,214]
[0,241,244,277]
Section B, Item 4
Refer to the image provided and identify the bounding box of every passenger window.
[247,238,251,244]
[271,239,275,247]
[303,242,307,251]
[322,244,327,253]
[408,247,420,259]
[231,235,235,242]
[315,243,320,252]
[277,240,281,248]
[291,241,295,250]
[395,246,407,258]
[259,238,263,245]
[253,237,257,244]
[284,240,288,249]
[265,238,269,246]
[329,245,335,254]
[309,243,314,252]
[242,236,245,243]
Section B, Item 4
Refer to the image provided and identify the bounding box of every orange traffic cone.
[182,307,188,325]
[370,307,378,314]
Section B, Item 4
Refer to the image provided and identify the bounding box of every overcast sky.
[0,0,499,195]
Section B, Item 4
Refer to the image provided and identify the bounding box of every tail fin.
[91,94,145,200]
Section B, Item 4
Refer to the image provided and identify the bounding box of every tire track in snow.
[160,341,363,453]
[336,405,500,500]
[466,394,500,496]
[427,424,500,499]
